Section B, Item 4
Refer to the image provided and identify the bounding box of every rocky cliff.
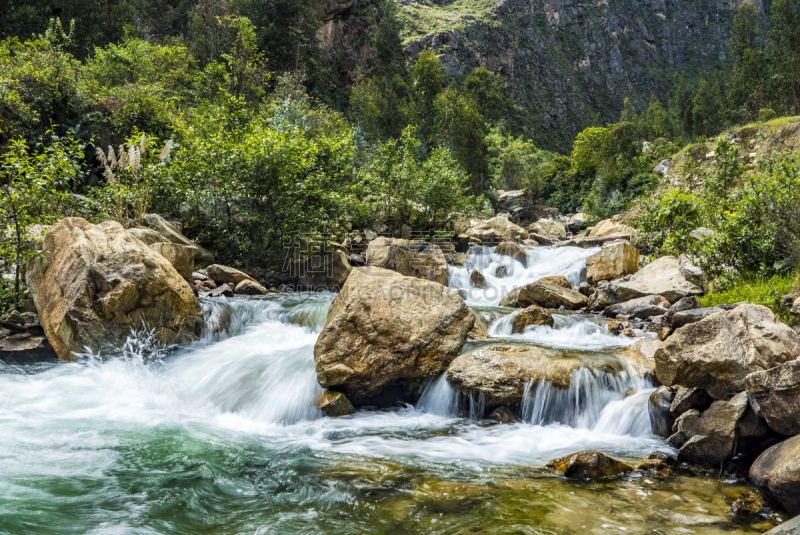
[319,0,762,151]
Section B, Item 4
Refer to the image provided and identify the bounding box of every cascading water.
[0,247,774,533]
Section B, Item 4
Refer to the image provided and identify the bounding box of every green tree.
[411,50,444,144]
[434,87,489,194]
[769,0,800,115]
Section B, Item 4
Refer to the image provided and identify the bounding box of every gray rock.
[655,304,800,399]
[603,295,670,318]
[688,227,715,244]
[615,256,703,304]
[750,434,800,516]
[745,360,800,436]
[588,285,620,310]
[653,158,671,176]
[578,282,592,297]
[669,387,713,419]
[667,296,701,318]
[649,386,676,438]
[762,515,800,535]
[671,307,722,329]
[630,305,669,320]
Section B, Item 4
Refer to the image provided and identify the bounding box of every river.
[0,245,778,533]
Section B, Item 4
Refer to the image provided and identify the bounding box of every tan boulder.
[589,219,635,238]
[486,216,529,240]
[750,434,800,516]
[149,242,197,280]
[499,281,588,310]
[143,213,192,246]
[536,275,572,289]
[26,218,203,360]
[234,279,269,296]
[127,227,166,246]
[465,226,502,244]
[469,310,491,340]
[511,305,554,333]
[446,345,613,408]
[207,264,255,286]
[314,267,473,406]
[317,390,355,417]
[615,256,703,304]
[366,238,448,286]
[469,269,488,289]
[586,240,639,285]
[655,303,800,399]
[527,218,566,239]
[495,241,528,266]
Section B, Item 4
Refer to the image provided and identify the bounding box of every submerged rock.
[511,305,554,333]
[495,265,508,278]
[314,267,473,406]
[26,218,203,360]
[470,269,488,289]
[488,406,516,423]
[547,450,633,479]
[499,281,588,310]
[636,458,674,477]
[745,360,800,436]
[750,434,800,516]
[614,256,703,304]
[317,390,355,417]
[655,303,800,399]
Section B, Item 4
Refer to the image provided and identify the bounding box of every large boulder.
[366,238,448,286]
[207,264,255,286]
[499,281,588,310]
[445,345,618,408]
[762,515,800,534]
[295,249,352,290]
[26,218,203,360]
[654,304,800,399]
[589,219,635,238]
[142,213,192,246]
[486,216,529,241]
[127,227,166,246]
[670,392,769,466]
[750,435,800,516]
[585,240,639,285]
[149,242,197,280]
[527,219,567,239]
[495,241,528,266]
[465,226,502,244]
[603,295,670,318]
[745,360,800,436]
[615,256,703,304]
[234,279,269,296]
[314,267,473,406]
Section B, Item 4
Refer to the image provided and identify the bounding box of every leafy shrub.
[758,108,777,122]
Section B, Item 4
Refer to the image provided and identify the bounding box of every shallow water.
[0,246,782,534]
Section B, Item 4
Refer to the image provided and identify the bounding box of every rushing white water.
[449,245,598,305]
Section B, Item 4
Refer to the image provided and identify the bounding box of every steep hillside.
[396,0,761,150]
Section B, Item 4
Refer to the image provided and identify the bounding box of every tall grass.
[699,271,797,323]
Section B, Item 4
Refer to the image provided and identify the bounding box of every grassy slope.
[396,0,498,43]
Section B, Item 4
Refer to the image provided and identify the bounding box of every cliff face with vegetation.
[390,0,758,150]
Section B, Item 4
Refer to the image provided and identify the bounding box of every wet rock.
[468,310,491,340]
[578,282,592,297]
[207,264,256,286]
[648,451,679,468]
[366,238,448,285]
[412,479,495,512]
[667,296,701,318]
[470,269,488,289]
[730,489,763,517]
[0,327,57,362]
[488,406,516,423]
[630,305,669,321]
[649,386,676,438]
[644,314,669,333]
[603,295,670,318]
[234,279,269,296]
[527,232,555,246]
[655,304,800,399]
[745,360,800,436]
[636,458,674,476]
[149,242,197,280]
[761,512,800,534]
[657,326,672,341]
[669,387,713,419]
[314,267,473,406]
[615,256,703,304]
[317,390,355,417]
[296,249,352,289]
[495,265,508,278]
[26,218,203,360]
[207,283,234,298]
[511,305,554,333]
[499,281,588,310]
[547,450,633,479]
[452,253,469,267]
[585,240,639,285]
[465,226,502,244]
[536,275,572,289]
[496,241,528,267]
[678,254,705,288]
[621,328,637,337]
[750,434,800,516]
[607,320,624,335]
[445,345,610,408]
